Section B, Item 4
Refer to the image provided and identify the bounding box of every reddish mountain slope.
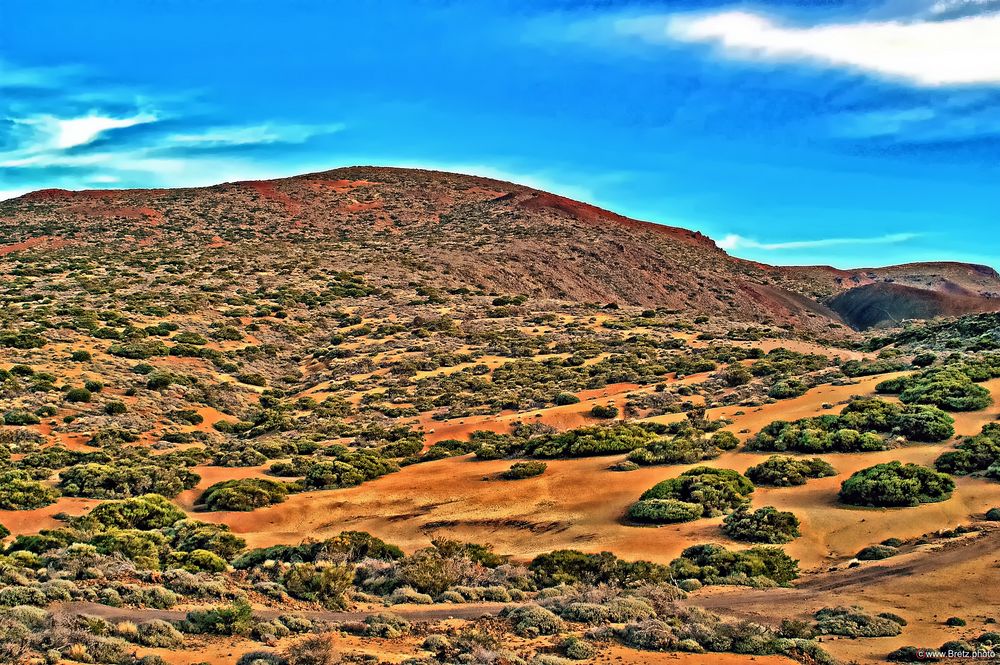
[2,166,996,332]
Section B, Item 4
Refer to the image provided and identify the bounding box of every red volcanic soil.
[515,191,715,246]
[0,236,66,255]
[20,188,169,202]
[63,205,165,225]
[20,188,106,202]
[243,180,301,215]
[341,200,382,213]
[305,178,378,193]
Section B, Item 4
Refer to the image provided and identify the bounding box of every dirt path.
[693,525,1000,618]
[692,526,1000,664]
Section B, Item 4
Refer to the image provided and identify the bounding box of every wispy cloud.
[718,232,921,251]
[22,112,158,150]
[166,122,345,148]
[620,10,1000,86]
[1,111,159,169]
[0,55,349,198]
[0,58,83,90]
[928,0,1000,19]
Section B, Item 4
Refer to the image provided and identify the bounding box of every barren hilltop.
[5,166,998,331]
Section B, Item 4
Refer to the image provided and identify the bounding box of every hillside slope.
[2,166,996,331]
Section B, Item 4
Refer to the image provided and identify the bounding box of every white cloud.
[0,188,31,201]
[167,122,345,147]
[718,232,920,251]
[634,10,1000,86]
[50,113,157,149]
[0,59,82,89]
[8,112,158,159]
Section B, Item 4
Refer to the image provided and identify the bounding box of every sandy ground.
[182,372,1000,572]
[5,349,999,665]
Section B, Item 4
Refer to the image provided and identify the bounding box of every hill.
[3,166,1000,665]
[3,166,997,331]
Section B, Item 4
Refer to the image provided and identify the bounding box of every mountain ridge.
[3,165,998,331]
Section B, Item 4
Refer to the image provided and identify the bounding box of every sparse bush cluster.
[747,397,954,453]
[935,422,1000,477]
[877,365,994,411]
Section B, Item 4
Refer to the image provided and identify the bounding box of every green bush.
[768,379,808,399]
[232,531,402,569]
[169,548,228,573]
[59,462,199,499]
[529,550,671,588]
[501,604,564,637]
[109,340,169,359]
[553,392,581,405]
[878,367,993,411]
[359,612,410,638]
[198,478,289,511]
[85,494,186,530]
[236,372,268,387]
[747,398,954,453]
[744,455,836,486]
[669,543,799,586]
[65,387,92,403]
[0,471,59,510]
[476,422,666,460]
[281,563,353,608]
[839,462,954,507]
[626,435,724,466]
[173,331,208,345]
[637,467,754,517]
[814,606,902,637]
[303,456,398,489]
[91,529,172,569]
[183,600,254,636]
[420,438,479,461]
[935,422,1000,475]
[3,410,39,426]
[888,646,938,662]
[561,636,597,660]
[856,544,898,560]
[627,498,704,524]
[500,460,547,480]
[165,519,246,559]
[104,400,128,415]
[590,404,619,419]
[136,619,185,648]
[722,506,801,544]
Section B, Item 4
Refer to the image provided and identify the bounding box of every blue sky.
[2,0,999,268]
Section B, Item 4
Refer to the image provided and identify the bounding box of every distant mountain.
[3,166,997,331]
